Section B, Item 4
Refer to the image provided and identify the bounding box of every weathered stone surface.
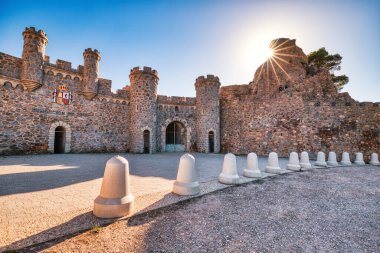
[354,152,366,165]
[341,152,352,166]
[0,28,379,156]
[173,154,200,195]
[243,152,261,178]
[287,152,301,171]
[315,151,327,167]
[219,153,240,184]
[300,151,312,170]
[327,152,339,166]
[93,156,134,218]
[265,152,284,174]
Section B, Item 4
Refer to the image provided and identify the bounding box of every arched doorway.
[143,130,150,153]
[165,121,186,152]
[54,126,66,154]
[208,131,215,153]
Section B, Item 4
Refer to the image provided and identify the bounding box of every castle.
[0,27,379,160]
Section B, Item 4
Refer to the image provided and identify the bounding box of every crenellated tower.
[21,27,48,91]
[82,48,101,100]
[128,66,159,153]
[195,75,221,153]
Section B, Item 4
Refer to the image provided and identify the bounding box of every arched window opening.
[208,131,215,153]
[165,121,186,152]
[54,126,66,154]
[143,130,150,153]
[175,106,179,113]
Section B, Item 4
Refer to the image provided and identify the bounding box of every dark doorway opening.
[143,130,150,153]
[165,121,186,152]
[54,126,66,154]
[208,131,215,153]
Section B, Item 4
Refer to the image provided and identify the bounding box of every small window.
[175,106,179,113]
[284,84,289,90]
[136,104,140,112]
[279,87,283,92]
[202,109,206,115]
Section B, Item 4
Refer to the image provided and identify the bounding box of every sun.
[264,47,274,59]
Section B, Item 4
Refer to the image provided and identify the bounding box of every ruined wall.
[221,90,379,161]
[220,38,379,161]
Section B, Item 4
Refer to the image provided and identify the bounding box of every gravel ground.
[21,166,380,253]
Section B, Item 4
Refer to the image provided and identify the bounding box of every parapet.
[220,84,250,98]
[83,48,101,60]
[56,59,72,71]
[157,95,196,106]
[22,27,48,43]
[129,66,159,79]
[195,74,221,89]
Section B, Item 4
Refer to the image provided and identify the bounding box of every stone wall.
[0,74,130,154]
[0,28,379,158]
[195,75,221,153]
[157,101,196,152]
[0,53,22,79]
[128,67,159,153]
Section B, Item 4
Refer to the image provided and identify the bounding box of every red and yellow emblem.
[52,85,73,105]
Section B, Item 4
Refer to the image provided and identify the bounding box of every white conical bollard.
[327,152,339,166]
[300,151,312,170]
[219,153,240,184]
[265,152,283,174]
[340,152,352,166]
[243,152,262,178]
[354,152,365,165]
[93,156,134,218]
[173,154,200,195]
[287,152,301,171]
[370,153,380,165]
[315,151,327,167]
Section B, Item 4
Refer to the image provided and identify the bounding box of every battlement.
[157,95,196,106]
[195,75,220,83]
[194,75,221,90]
[129,66,159,79]
[55,59,72,71]
[22,27,48,42]
[83,48,101,60]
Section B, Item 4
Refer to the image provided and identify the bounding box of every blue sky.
[0,0,379,101]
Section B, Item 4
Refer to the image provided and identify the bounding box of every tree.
[307,47,349,91]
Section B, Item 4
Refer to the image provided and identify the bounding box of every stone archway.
[141,126,153,154]
[161,117,191,152]
[48,121,71,153]
[165,121,186,152]
[207,128,218,153]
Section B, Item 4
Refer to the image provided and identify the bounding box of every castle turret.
[21,27,48,91]
[128,66,159,153]
[195,75,221,153]
[82,48,101,100]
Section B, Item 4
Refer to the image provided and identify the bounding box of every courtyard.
[1,152,290,250]
[1,153,379,252]
[0,153,377,252]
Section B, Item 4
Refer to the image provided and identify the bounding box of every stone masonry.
[0,28,379,160]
